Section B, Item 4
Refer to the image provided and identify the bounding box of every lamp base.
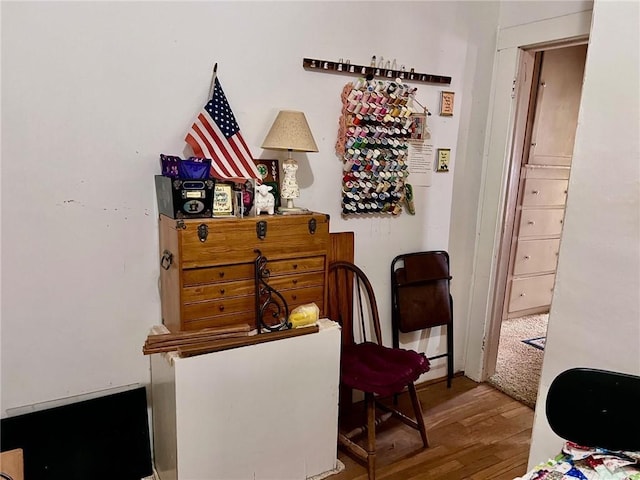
[278,206,311,215]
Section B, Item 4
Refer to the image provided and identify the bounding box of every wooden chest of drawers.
[158,213,330,332]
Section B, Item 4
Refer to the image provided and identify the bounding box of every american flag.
[185,77,260,181]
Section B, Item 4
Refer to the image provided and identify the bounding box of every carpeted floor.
[488,313,548,408]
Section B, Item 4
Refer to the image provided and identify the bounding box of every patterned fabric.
[519,442,640,480]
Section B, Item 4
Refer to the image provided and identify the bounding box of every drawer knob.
[527,220,535,225]
[293,264,298,270]
[292,279,298,285]
[219,305,225,312]
[532,190,540,195]
[292,295,297,300]
[219,272,225,278]
[524,255,530,260]
[220,288,225,294]
[520,293,526,297]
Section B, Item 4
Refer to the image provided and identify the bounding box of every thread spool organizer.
[336,77,421,216]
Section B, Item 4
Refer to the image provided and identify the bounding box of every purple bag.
[160,154,211,179]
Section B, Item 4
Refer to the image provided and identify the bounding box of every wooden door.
[528,46,588,167]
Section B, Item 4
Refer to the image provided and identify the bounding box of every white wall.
[1,2,498,414]
[498,0,593,28]
[528,0,640,465]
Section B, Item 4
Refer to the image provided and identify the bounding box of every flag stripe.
[185,133,204,159]
[186,126,235,180]
[196,115,249,178]
[185,130,236,180]
[190,125,236,180]
[184,76,260,181]
[192,117,255,182]
[227,135,260,179]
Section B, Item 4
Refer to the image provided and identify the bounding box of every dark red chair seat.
[342,342,431,397]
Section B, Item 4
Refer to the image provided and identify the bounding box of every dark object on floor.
[328,261,430,480]
[546,368,640,451]
[391,251,454,387]
[522,336,546,350]
[0,386,152,480]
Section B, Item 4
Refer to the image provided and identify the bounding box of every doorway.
[487,43,588,407]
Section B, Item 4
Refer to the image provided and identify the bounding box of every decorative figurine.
[255,184,275,215]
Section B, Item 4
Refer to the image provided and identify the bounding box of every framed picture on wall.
[440,91,455,116]
[436,148,451,172]
[409,113,428,142]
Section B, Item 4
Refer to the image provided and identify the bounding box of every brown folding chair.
[328,261,430,480]
[391,251,454,387]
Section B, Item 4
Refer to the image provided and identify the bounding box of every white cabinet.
[150,320,342,480]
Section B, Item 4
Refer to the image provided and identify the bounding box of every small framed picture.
[436,148,451,172]
[409,113,428,142]
[440,91,455,116]
[213,183,234,216]
[254,159,280,184]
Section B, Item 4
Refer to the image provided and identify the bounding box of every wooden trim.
[415,372,467,391]
[497,11,592,50]
[485,49,537,379]
[177,325,319,357]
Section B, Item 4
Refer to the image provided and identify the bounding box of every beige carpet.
[488,313,548,408]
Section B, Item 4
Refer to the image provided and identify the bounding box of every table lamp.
[261,110,318,212]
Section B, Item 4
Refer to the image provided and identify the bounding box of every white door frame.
[464,10,592,382]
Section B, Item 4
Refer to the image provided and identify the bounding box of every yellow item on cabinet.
[289,303,320,328]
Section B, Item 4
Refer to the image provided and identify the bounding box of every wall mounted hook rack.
[303,58,451,85]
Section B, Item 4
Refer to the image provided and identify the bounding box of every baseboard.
[415,371,467,391]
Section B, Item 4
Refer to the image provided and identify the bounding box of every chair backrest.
[546,368,640,452]
[327,261,382,347]
[391,251,452,333]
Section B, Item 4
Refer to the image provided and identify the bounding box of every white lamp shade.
[261,110,319,153]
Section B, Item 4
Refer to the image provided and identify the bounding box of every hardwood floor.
[332,376,534,480]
